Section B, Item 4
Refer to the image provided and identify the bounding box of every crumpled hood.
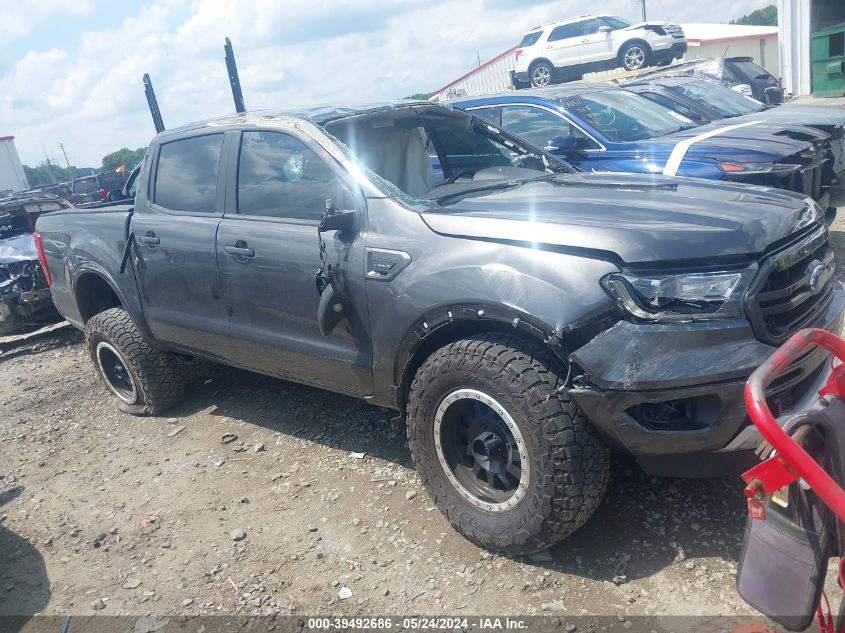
[635,120,825,163]
[422,172,817,265]
[0,233,37,264]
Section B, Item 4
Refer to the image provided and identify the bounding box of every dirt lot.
[2,212,845,629]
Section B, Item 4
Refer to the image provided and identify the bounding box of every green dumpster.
[812,21,845,97]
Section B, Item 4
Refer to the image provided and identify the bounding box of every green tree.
[403,93,431,100]
[22,162,82,187]
[731,4,777,26]
[101,147,146,171]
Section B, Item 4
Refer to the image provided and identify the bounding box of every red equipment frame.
[742,327,845,524]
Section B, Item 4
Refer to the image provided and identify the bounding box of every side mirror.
[319,208,358,235]
[598,25,612,33]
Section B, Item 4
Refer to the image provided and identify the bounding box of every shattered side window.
[322,128,437,210]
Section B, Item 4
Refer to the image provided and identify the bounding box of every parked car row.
[449,82,842,210]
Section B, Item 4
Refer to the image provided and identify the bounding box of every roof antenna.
[224,37,247,114]
[143,73,166,133]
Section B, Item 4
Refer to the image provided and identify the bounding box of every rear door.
[215,128,373,394]
[130,132,232,358]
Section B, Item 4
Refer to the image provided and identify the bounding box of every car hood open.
[421,172,818,265]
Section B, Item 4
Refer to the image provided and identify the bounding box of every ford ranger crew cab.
[34,101,845,554]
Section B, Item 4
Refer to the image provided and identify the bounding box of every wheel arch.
[393,303,568,413]
[618,38,652,62]
[528,58,555,77]
[73,268,127,324]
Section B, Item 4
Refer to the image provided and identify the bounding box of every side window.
[579,19,605,35]
[469,106,500,125]
[547,23,580,42]
[237,131,338,221]
[500,106,598,150]
[641,92,698,118]
[154,134,223,213]
[430,126,512,176]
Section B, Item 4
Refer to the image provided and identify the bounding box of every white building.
[778,0,845,97]
[681,23,778,76]
[0,136,29,193]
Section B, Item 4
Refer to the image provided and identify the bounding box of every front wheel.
[620,42,650,71]
[529,61,554,88]
[406,334,610,554]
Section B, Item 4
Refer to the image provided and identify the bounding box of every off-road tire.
[84,307,185,415]
[406,333,610,554]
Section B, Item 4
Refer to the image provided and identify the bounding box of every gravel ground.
[1,211,845,629]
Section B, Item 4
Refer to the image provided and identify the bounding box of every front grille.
[778,143,825,200]
[748,224,836,344]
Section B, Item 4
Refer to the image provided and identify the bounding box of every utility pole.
[638,0,647,22]
[42,145,58,184]
[59,143,71,168]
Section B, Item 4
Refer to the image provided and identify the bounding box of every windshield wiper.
[429,181,522,206]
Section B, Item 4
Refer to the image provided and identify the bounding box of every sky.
[0,0,773,169]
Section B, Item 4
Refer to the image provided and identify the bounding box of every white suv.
[514,15,687,88]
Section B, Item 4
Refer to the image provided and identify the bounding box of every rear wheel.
[406,333,610,554]
[529,61,554,87]
[85,307,186,415]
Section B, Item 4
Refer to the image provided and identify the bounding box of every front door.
[216,129,373,395]
[131,132,231,358]
[577,18,615,64]
[498,104,601,158]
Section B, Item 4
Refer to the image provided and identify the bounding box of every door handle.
[224,244,255,258]
[137,231,160,246]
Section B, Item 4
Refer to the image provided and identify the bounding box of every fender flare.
[391,302,569,410]
[71,264,154,341]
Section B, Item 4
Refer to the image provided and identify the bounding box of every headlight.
[719,162,801,175]
[796,197,824,230]
[601,268,757,321]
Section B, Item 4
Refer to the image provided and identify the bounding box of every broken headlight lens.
[601,268,756,321]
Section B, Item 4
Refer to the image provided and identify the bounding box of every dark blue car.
[448,84,832,207]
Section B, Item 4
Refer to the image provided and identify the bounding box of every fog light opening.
[636,400,693,431]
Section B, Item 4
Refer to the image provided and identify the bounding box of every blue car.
[449,84,833,207]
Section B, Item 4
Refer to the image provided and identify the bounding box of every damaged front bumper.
[568,283,845,472]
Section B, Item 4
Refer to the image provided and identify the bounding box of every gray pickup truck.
[34,101,845,554]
